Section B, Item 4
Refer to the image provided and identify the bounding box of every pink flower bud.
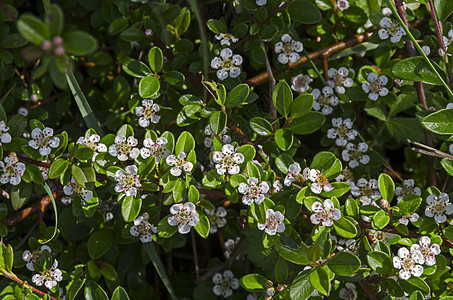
[30,94,38,102]
[266,288,275,296]
[54,46,65,56]
[42,40,52,50]
[380,199,389,208]
[277,284,285,292]
[265,280,273,288]
[52,36,63,46]
[429,107,436,111]
[145,29,152,36]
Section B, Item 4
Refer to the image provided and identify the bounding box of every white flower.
[312,86,339,115]
[308,169,333,194]
[32,260,63,290]
[114,165,141,197]
[411,236,441,267]
[274,34,303,64]
[395,179,422,202]
[393,247,424,280]
[108,135,140,161]
[204,124,231,149]
[212,270,239,298]
[211,48,243,80]
[362,73,389,101]
[28,127,60,156]
[130,214,157,243]
[273,180,283,192]
[291,74,312,93]
[335,168,355,186]
[18,107,28,117]
[439,29,453,57]
[168,202,199,234]
[327,67,353,94]
[310,199,341,227]
[0,121,11,146]
[256,0,267,5]
[425,193,453,223]
[257,209,285,235]
[339,283,357,300]
[215,33,238,46]
[77,134,107,161]
[350,178,380,205]
[422,45,431,56]
[206,207,227,233]
[342,142,370,169]
[140,137,170,162]
[284,163,302,186]
[0,153,25,186]
[238,177,269,205]
[22,245,51,271]
[212,144,244,175]
[378,17,406,43]
[61,196,72,205]
[166,152,194,176]
[398,213,419,226]
[63,177,93,203]
[327,118,357,146]
[224,237,241,259]
[337,0,350,11]
[135,99,161,127]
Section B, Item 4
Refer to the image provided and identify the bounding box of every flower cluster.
[135,99,161,127]
[28,127,60,156]
[140,137,170,162]
[362,73,389,101]
[310,199,341,227]
[206,207,227,234]
[395,179,421,202]
[342,142,370,168]
[166,152,194,176]
[425,193,453,223]
[0,152,25,186]
[204,124,231,149]
[238,177,270,205]
[168,202,199,234]
[308,169,334,194]
[22,245,52,271]
[378,17,406,43]
[327,67,353,94]
[274,34,303,64]
[212,270,239,298]
[130,214,157,243]
[312,86,339,115]
[32,260,63,290]
[393,247,424,280]
[215,33,238,46]
[77,134,107,160]
[108,135,140,161]
[0,120,11,146]
[257,209,285,235]
[212,144,244,175]
[350,178,380,205]
[327,118,357,146]
[290,74,312,93]
[211,48,243,80]
[114,165,141,197]
[63,177,93,203]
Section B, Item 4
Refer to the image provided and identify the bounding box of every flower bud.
[54,46,65,56]
[52,36,63,46]
[42,40,52,50]
[145,29,152,36]
[30,94,38,102]
[380,199,389,208]
[265,280,273,288]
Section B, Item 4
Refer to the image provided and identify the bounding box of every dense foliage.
[1,0,453,299]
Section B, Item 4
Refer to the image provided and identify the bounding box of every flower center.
[401,255,415,270]
[318,94,330,106]
[431,200,446,215]
[333,74,345,86]
[369,80,383,94]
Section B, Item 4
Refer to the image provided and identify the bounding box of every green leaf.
[121,196,141,222]
[87,229,112,260]
[392,56,446,86]
[175,131,195,154]
[288,0,322,24]
[157,215,178,238]
[422,108,453,135]
[274,259,288,283]
[441,158,453,176]
[64,31,98,56]
[273,80,293,118]
[274,128,293,151]
[163,71,185,86]
[409,291,424,300]
[378,173,395,201]
[345,198,359,218]
[307,244,321,262]
[236,144,255,163]
[108,17,128,36]
[399,277,430,295]
[209,111,227,135]
[434,0,453,22]
[139,75,160,98]
[71,165,95,189]
[310,151,342,179]
[396,195,422,216]
[206,19,227,34]
[148,47,163,73]
[309,267,330,296]
[239,273,269,291]
[288,111,325,134]
[275,243,310,265]
[372,210,390,230]
[0,243,13,273]
[249,117,273,136]
[48,158,69,179]
[122,59,151,78]
[291,94,314,118]
[250,202,266,224]
[17,14,50,46]
[225,84,250,108]
[194,211,210,238]
[74,146,94,161]
[333,217,358,238]
[84,280,109,300]
[46,4,64,36]
[11,183,32,210]
[120,28,146,41]
[289,270,315,300]
[327,252,361,276]
[367,251,393,274]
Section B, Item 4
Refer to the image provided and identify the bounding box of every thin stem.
[384,0,453,98]
[259,40,277,130]
[303,48,328,86]
[0,268,58,300]
[191,230,200,281]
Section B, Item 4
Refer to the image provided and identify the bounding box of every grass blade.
[39,183,58,244]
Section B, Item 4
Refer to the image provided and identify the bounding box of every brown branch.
[1,269,58,300]
[18,156,52,168]
[358,280,378,300]
[246,32,373,86]
[3,190,63,226]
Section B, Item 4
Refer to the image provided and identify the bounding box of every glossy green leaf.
[225,84,250,108]
[139,75,160,98]
[273,80,293,118]
[48,158,69,179]
[17,14,50,46]
[288,111,325,134]
[333,217,357,238]
[291,94,314,118]
[121,196,141,222]
[148,47,163,73]
[87,229,112,260]
[239,273,269,291]
[392,56,446,86]
[422,108,453,134]
[122,59,151,78]
[64,31,98,55]
[367,251,393,274]
[209,111,227,135]
[378,173,395,201]
[309,267,330,295]
[249,117,273,136]
[327,252,361,276]
[372,210,390,230]
[288,0,322,24]
[274,128,293,151]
